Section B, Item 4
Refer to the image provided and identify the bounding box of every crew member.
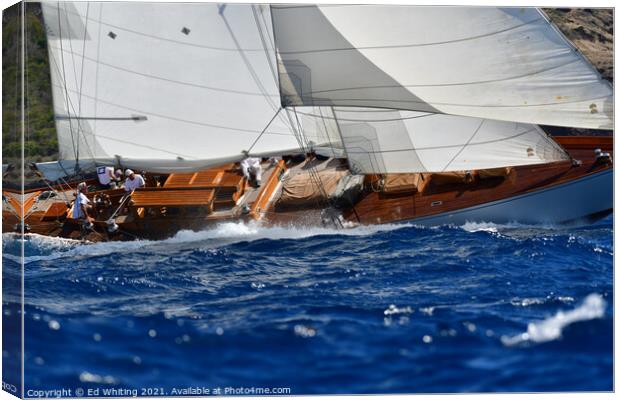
[97,166,123,189]
[73,182,93,223]
[123,169,146,192]
[240,157,262,187]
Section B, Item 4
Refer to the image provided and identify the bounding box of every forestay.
[41,2,332,172]
[272,5,613,130]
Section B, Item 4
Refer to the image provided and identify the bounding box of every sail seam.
[306,59,581,92]
[47,44,280,97]
[278,17,543,54]
[293,109,436,123]
[60,6,266,52]
[441,118,485,172]
[50,83,297,137]
[298,95,611,109]
[345,128,539,153]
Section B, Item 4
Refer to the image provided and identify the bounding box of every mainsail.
[40,2,603,175]
[272,5,613,130]
[41,2,332,172]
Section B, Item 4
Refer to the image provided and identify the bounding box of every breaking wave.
[3,221,412,264]
[501,293,606,346]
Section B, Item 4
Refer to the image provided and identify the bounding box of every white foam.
[459,220,559,234]
[501,293,606,346]
[460,221,502,233]
[6,221,410,264]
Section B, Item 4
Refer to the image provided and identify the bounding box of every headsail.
[41,2,327,172]
[272,5,613,130]
[323,107,568,174]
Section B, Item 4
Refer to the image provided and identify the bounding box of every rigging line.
[318,107,340,156]
[307,59,582,92]
[258,5,276,50]
[345,127,539,154]
[76,2,91,163]
[441,118,485,172]
[537,125,572,161]
[47,44,281,97]
[283,108,305,151]
[62,3,98,165]
[51,8,98,166]
[326,107,362,223]
[332,107,400,113]
[293,94,612,109]
[272,4,373,10]
[62,4,85,163]
[60,6,266,52]
[292,107,331,204]
[331,107,384,174]
[47,49,98,162]
[93,3,103,137]
[247,107,282,154]
[56,2,79,160]
[252,5,278,86]
[56,115,147,121]
[51,82,295,136]
[294,109,435,122]
[48,85,291,136]
[219,7,293,131]
[90,134,199,159]
[278,17,543,55]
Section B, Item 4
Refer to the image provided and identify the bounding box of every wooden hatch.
[130,188,215,208]
[162,164,246,210]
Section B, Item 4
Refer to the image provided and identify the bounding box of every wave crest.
[501,293,606,346]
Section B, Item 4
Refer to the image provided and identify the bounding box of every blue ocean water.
[2,216,613,395]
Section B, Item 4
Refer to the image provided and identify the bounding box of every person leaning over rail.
[123,169,146,192]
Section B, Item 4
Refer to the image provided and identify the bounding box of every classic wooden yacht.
[2,3,613,242]
[2,135,613,242]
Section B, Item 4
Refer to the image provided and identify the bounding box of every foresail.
[321,108,568,173]
[272,5,613,130]
[41,2,326,172]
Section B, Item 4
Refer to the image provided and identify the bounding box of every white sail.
[322,107,569,173]
[41,2,327,172]
[272,5,613,130]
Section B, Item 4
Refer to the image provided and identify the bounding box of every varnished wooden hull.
[341,136,613,227]
[398,168,612,226]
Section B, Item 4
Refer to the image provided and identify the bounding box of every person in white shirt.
[240,157,262,187]
[123,169,146,192]
[97,166,123,189]
[73,182,93,222]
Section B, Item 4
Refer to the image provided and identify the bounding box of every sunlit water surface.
[2,215,613,394]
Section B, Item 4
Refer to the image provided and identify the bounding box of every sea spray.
[501,293,606,346]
